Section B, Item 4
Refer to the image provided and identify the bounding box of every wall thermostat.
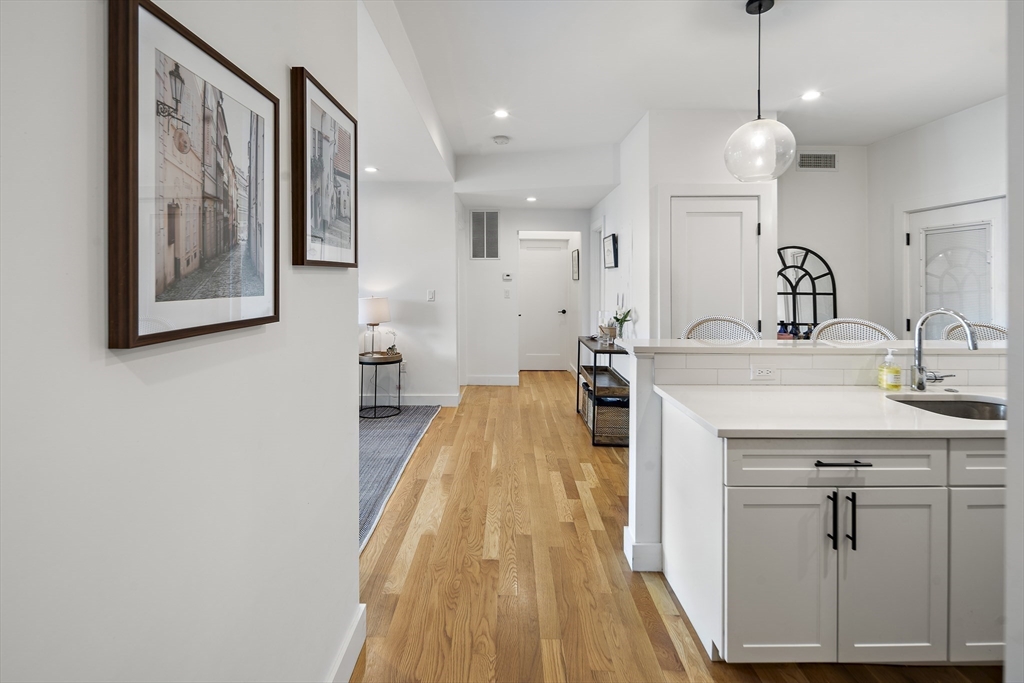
[502,273,513,281]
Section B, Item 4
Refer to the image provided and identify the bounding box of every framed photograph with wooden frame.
[291,67,357,267]
[603,234,619,269]
[108,0,280,348]
[571,249,580,281]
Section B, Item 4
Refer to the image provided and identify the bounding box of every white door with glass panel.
[907,198,1007,339]
[670,197,760,338]
[519,239,569,371]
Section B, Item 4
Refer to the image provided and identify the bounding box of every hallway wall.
[0,1,364,681]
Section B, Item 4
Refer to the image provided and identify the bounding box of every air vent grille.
[797,152,837,171]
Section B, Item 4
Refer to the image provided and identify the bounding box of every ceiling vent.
[492,135,510,145]
[796,151,837,172]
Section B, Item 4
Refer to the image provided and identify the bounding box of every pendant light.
[724,0,796,182]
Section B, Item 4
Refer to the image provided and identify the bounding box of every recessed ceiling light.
[526,197,537,202]
[801,90,822,101]
[494,109,509,118]
[364,167,378,173]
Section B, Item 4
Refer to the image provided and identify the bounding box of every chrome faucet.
[912,308,978,391]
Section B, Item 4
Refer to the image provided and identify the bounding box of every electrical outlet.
[400,361,407,373]
[750,365,776,380]
[504,289,510,299]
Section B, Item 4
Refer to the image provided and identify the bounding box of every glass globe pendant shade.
[724,118,797,182]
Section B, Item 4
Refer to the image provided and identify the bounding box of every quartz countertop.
[618,338,1007,355]
[653,384,1008,438]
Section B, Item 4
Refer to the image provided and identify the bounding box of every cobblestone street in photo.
[156,241,264,301]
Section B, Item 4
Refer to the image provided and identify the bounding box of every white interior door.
[725,487,838,663]
[907,198,1007,338]
[670,197,760,338]
[519,239,568,371]
[837,487,948,663]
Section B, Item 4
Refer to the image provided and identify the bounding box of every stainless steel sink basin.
[887,395,1006,420]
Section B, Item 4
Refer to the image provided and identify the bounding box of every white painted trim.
[654,183,778,340]
[518,230,581,241]
[892,189,1007,339]
[464,374,520,386]
[327,603,367,683]
[401,393,462,407]
[622,524,663,571]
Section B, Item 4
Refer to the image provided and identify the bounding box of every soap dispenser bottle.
[878,348,902,390]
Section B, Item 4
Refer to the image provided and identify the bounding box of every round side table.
[359,352,402,419]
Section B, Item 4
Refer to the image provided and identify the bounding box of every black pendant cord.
[757,6,762,120]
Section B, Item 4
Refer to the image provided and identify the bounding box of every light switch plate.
[504,289,510,299]
[427,290,435,302]
[502,273,513,281]
[750,365,776,380]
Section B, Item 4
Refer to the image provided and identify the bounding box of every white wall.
[1004,3,1023,679]
[778,146,871,321]
[867,96,1008,334]
[359,182,460,406]
[0,2,364,682]
[457,208,590,385]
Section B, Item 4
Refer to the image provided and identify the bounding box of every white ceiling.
[357,1,452,183]
[394,0,1007,153]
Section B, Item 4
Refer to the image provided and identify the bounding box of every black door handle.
[814,460,873,468]
[827,492,837,550]
[557,309,566,314]
[846,492,857,550]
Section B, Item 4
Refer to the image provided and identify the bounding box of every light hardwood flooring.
[351,371,1001,683]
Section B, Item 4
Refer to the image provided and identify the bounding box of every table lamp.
[358,296,391,355]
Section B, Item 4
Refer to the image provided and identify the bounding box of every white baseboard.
[401,393,462,407]
[465,374,520,386]
[623,525,663,571]
[328,603,366,683]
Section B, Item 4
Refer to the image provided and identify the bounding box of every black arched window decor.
[777,246,837,333]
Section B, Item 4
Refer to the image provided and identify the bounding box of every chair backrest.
[811,318,897,342]
[943,322,1007,341]
[682,315,759,341]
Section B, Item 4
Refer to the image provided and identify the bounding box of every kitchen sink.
[887,395,1006,420]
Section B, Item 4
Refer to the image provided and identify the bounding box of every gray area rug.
[359,405,440,549]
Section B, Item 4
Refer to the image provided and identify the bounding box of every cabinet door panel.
[838,488,948,662]
[725,488,837,663]
[950,488,1005,662]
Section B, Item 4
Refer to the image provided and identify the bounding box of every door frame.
[655,183,777,340]
[518,230,585,375]
[893,186,1006,339]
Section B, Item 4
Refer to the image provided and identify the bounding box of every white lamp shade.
[358,297,390,325]
[724,118,797,182]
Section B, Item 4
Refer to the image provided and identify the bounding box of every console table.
[576,336,629,446]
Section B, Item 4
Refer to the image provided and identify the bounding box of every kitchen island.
[654,382,1006,665]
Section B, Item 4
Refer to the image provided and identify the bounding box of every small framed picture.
[571,249,580,281]
[291,67,357,267]
[108,0,280,348]
[603,234,618,269]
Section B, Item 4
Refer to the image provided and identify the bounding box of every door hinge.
[757,222,762,236]
[906,232,911,246]
[906,318,912,332]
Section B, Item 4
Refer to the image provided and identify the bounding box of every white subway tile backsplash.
[753,354,813,369]
[687,354,750,369]
[781,369,846,385]
[844,369,878,386]
[654,354,689,369]
[969,369,1007,386]
[934,355,1000,370]
[655,368,718,385]
[812,355,878,370]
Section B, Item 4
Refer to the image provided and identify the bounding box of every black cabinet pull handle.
[846,492,857,550]
[814,460,873,468]
[826,492,837,550]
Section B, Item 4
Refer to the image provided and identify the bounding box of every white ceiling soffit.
[457,187,616,210]
[357,1,453,183]
[394,0,1007,152]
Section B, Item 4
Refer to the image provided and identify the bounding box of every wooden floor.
[351,371,1001,683]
